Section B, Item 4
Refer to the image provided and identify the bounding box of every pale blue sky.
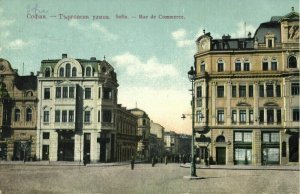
[0,0,299,134]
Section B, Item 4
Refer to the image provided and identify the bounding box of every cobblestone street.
[0,163,299,194]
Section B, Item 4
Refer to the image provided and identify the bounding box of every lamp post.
[188,66,196,177]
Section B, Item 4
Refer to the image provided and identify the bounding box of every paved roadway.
[0,163,299,194]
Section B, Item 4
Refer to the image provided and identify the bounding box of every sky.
[0,0,299,134]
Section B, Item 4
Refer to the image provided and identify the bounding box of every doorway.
[289,133,299,162]
[216,147,226,165]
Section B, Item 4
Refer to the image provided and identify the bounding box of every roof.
[15,75,37,90]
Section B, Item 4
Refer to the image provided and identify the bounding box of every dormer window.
[265,33,275,48]
[65,63,71,77]
[72,67,77,77]
[86,67,92,77]
[45,67,51,77]
[59,67,64,77]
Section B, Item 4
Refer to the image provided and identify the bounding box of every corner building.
[194,11,299,165]
[36,54,118,162]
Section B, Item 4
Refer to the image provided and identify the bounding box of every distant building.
[0,59,37,161]
[177,134,191,157]
[36,54,118,162]
[194,10,299,165]
[150,121,165,158]
[115,104,138,161]
[129,108,150,160]
[164,131,178,156]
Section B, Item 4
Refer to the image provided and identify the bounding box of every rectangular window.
[244,62,250,71]
[240,110,246,123]
[267,109,274,124]
[56,87,61,98]
[291,83,300,95]
[234,131,252,142]
[243,132,252,142]
[200,64,205,72]
[259,85,264,97]
[84,111,91,123]
[234,132,243,141]
[293,109,300,121]
[266,85,274,97]
[277,109,281,124]
[262,62,268,71]
[249,85,253,97]
[276,85,281,97]
[55,110,60,122]
[196,99,202,107]
[232,110,237,123]
[62,110,68,122]
[259,109,264,123]
[43,132,50,139]
[196,110,203,123]
[196,86,202,98]
[69,110,74,122]
[63,87,68,98]
[85,88,91,99]
[43,111,49,123]
[217,110,224,123]
[218,63,224,72]
[249,110,254,123]
[271,61,277,70]
[239,85,246,97]
[103,87,112,99]
[69,87,75,98]
[263,132,279,143]
[217,86,224,97]
[235,62,241,71]
[44,88,50,99]
[103,110,112,123]
[232,85,237,98]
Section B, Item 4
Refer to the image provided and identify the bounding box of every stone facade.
[36,54,118,163]
[115,104,138,161]
[0,59,38,161]
[150,121,165,158]
[194,11,299,165]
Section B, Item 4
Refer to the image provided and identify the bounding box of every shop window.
[234,131,252,142]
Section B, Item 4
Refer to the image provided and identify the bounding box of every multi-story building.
[129,108,150,160]
[115,104,138,161]
[0,59,38,161]
[164,131,178,156]
[36,54,118,162]
[194,10,299,165]
[150,121,165,158]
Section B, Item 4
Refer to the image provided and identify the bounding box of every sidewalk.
[180,163,300,171]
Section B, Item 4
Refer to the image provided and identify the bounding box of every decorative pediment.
[55,80,76,86]
[236,102,251,107]
[264,102,279,107]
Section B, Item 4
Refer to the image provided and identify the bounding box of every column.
[253,81,259,126]
[274,109,277,124]
[74,133,82,162]
[211,82,216,125]
[226,81,232,124]
[264,108,267,125]
[252,129,261,166]
[90,131,98,163]
[49,131,58,161]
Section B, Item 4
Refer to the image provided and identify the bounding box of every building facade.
[115,104,138,161]
[129,108,150,160]
[194,10,299,165]
[0,59,38,161]
[36,54,118,162]
[150,121,165,158]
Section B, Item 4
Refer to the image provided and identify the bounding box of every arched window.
[45,67,51,77]
[14,108,20,122]
[288,56,297,68]
[86,67,92,77]
[72,67,77,77]
[59,67,64,77]
[26,108,32,122]
[216,135,225,142]
[65,63,71,77]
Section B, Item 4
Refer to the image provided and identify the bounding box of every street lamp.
[188,66,197,177]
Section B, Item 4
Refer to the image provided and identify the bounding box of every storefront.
[261,131,280,165]
[234,131,252,165]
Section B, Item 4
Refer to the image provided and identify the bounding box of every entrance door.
[0,143,7,160]
[13,141,31,161]
[42,145,49,160]
[57,132,74,161]
[289,133,299,162]
[216,147,226,165]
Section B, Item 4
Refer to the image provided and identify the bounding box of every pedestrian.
[165,155,168,165]
[83,154,87,166]
[131,156,135,170]
[151,157,155,167]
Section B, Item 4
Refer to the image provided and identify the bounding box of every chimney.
[30,72,34,76]
[90,57,96,60]
[62,53,67,59]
